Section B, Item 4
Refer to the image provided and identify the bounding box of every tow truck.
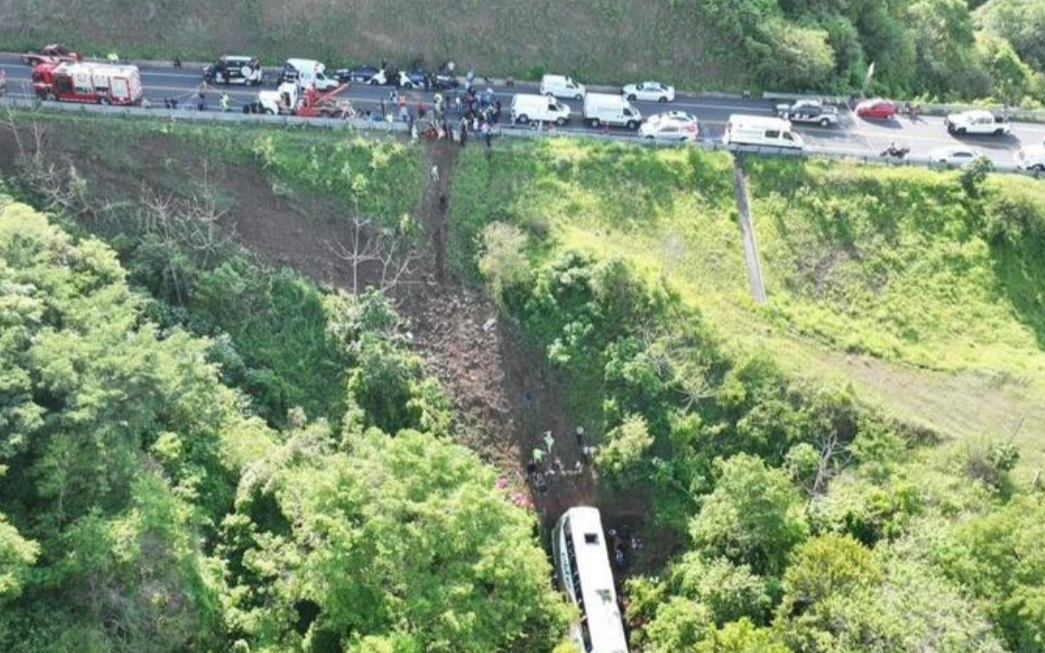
[252,81,352,117]
[775,99,839,127]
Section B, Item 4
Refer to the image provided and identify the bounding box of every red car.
[855,98,898,119]
[21,44,82,67]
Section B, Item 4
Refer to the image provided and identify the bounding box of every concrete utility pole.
[732,154,767,304]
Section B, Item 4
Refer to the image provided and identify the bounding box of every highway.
[3,53,1045,169]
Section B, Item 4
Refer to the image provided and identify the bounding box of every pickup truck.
[945,110,1010,136]
[775,99,839,127]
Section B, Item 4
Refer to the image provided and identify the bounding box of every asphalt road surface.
[3,53,1045,169]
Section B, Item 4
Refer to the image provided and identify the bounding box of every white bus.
[552,507,630,653]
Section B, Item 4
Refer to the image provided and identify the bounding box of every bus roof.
[561,507,629,653]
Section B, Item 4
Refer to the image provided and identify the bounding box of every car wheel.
[1031,164,1045,173]
[957,127,966,135]
[516,114,529,124]
[994,128,1004,135]
[369,78,379,85]
[556,117,567,126]
[575,93,583,100]
[627,94,637,101]
[626,120,638,130]
[543,91,553,97]
[658,96,667,103]
[98,97,110,106]
[590,118,601,128]
[264,108,275,115]
[819,117,830,127]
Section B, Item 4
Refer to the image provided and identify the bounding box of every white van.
[722,114,804,149]
[540,74,586,100]
[282,58,339,91]
[511,94,571,126]
[583,93,641,129]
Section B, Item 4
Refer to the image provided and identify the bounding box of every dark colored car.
[430,74,460,90]
[335,65,379,83]
[203,55,264,86]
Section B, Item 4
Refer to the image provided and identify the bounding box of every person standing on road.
[459,116,468,148]
[219,92,230,112]
[481,120,492,148]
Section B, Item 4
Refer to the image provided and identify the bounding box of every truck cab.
[945,110,1010,136]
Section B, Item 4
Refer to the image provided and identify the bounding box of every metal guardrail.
[0,96,1038,178]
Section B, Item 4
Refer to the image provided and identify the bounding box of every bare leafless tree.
[328,208,420,296]
[811,429,852,496]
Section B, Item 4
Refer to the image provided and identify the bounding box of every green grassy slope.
[451,140,1045,470]
[0,0,739,90]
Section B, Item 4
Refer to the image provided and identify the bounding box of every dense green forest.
[2,0,1045,101]
[2,115,1045,653]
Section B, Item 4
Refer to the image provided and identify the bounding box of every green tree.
[760,21,837,91]
[697,618,793,653]
[930,496,1045,652]
[671,553,772,625]
[907,0,990,98]
[225,427,571,653]
[0,201,274,652]
[0,513,37,602]
[977,0,1045,72]
[779,554,1005,653]
[779,534,881,617]
[645,597,713,653]
[690,454,809,576]
[479,222,531,304]
[597,413,655,480]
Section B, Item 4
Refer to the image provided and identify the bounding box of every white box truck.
[510,94,571,126]
[583,93,642,130]
[281,59,339,91]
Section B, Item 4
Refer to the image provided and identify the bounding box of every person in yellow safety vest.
[220,92,230,112]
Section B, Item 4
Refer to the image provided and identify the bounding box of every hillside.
[0,0,735,89]
[3,0,1045,100]
[2,113,1044,653]
[449,140,1045,474]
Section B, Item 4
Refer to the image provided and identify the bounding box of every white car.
[621,81,675,103]
[928,146,985,168]
[639,112,699,141]
[1014,145,1045,173]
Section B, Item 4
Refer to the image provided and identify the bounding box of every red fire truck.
[32,62,143,106]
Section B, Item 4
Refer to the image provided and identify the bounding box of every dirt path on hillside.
[407,142,598,527]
